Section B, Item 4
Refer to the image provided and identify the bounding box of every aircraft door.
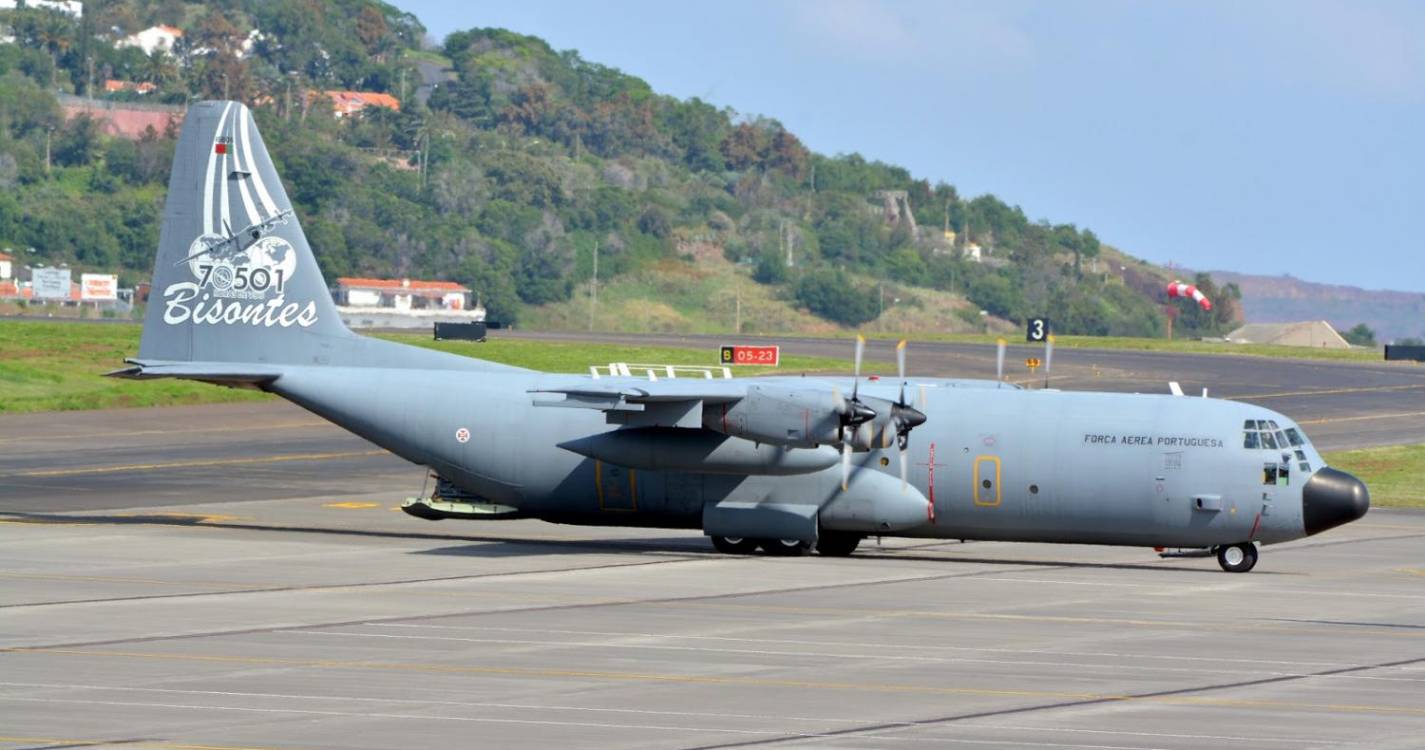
[973,454,1002,507]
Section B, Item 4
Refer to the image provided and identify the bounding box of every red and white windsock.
[1167,280,1212,311]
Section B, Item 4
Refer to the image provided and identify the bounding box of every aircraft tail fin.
[138,100,352,364]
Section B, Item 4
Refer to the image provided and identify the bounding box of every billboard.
[81,273,118,301]
[31,268,71,300]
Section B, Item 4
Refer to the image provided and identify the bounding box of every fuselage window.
[1243,432,1260,449]
[1263,463,1278,484]
[1261,431,1279,450]
[1284,428,1304,447]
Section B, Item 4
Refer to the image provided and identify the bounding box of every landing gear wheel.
[759,538,811,556]
[816,531,862,557]
[1216,542,1258,573]
[711,536,760,555]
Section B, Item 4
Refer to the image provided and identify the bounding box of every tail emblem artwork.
[160,103,317,329]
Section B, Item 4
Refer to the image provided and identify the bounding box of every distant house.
[0,250,12,280]
[963,242,983,263]
[57,93,184,140]
[313,90,401,118]
[334,277,484,329]
[119,24,183,56]
[104,79,157,95]
[0,0,82,17]
[1226,321,1352,349]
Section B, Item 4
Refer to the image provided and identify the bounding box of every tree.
[1341,323,1377,347]
[794,268,879,326]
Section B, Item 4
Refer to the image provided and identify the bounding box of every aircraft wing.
[529,379,749,411]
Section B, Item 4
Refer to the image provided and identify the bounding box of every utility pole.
[734,274,741,334]
[588,240,598,332]
[44,128,52,175]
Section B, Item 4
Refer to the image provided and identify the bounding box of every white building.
[334,277,486,329]
[118,24,183,56]
[0,251,12,280]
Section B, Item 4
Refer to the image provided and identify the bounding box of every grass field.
[0,320,851,414]
[1324,444,1425,509]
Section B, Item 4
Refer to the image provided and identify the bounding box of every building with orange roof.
[119,24,184,56]
[334,277,485,329]
[104,79,157,95]
[314,90,401,118]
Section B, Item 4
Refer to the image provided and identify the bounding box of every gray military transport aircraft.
[113,101,1370,573]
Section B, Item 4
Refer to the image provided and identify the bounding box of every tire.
[711,536,760,555]
[759,538,811,556]
[1216,542,1258,573]
[816,531,861,557]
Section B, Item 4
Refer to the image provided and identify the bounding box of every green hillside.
[0,0,1243,337]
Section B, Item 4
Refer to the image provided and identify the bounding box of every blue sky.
[395,0,1423,292]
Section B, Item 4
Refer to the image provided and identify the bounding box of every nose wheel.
[1215,542,1258,573]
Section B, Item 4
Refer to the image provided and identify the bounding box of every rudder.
[139,100,351,364]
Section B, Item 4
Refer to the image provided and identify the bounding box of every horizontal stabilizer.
[106,359,283,385]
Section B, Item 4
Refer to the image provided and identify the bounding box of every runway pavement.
[2,489,1424,749]
[2,338,1424,748]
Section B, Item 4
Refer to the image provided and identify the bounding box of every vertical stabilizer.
[139,101,352,364]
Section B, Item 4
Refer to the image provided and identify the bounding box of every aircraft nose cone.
[1302,466,1370,535]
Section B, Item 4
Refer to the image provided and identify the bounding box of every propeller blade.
[899,444,908,492]
[841,442,851,491]
[896,338,907,404]
[852,334,865,402]
[995,338,1006,385]
[1043,334,1054,389]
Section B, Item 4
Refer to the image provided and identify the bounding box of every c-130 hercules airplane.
[114,102,1369,573]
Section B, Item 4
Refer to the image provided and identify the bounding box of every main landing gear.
[709,533,862,557]
[1215,542,1259,573]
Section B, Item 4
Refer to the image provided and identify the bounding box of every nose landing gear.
[1215,542,1258,573]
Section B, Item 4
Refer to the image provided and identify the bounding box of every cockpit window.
[1244,419,1310,453]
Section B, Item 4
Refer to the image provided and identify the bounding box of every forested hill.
[0,0,1242,336]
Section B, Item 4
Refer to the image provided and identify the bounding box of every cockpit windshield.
[1243,418,1313,473]
[1243,419,1310,450]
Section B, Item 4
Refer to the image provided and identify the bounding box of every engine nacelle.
[702,384,846,448]
[820,469,933,533]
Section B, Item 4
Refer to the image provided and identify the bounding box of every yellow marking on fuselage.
[14,449,388,478]
[3,648,1423,717]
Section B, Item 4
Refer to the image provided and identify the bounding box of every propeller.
[839,335,875,490]
[890,339,928,491]
[1042,334,1054,389]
